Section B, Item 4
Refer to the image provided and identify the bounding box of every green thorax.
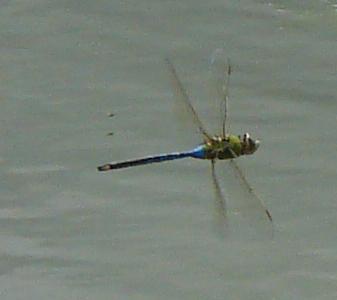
[203,135,242,160]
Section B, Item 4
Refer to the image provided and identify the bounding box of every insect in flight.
[98,55,272,228]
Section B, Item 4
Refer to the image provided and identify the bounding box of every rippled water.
[0,1,336,299]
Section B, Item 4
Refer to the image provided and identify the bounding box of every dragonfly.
[98,56,272,228]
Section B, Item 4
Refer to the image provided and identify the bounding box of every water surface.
[0,1,336,299]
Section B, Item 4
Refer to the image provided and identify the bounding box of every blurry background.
[0,0,336,299]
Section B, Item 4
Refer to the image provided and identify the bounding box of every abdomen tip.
[97,164,111,171]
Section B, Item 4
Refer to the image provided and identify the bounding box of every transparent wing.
[166,57,212,142]
[208,49,231,136]
[211,159,228,234]
[229,158,273,225]
[208,50,273,236]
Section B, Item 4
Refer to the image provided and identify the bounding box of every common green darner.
[98,56,272,228]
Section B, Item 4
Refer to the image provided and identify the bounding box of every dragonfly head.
[239,133,260,155]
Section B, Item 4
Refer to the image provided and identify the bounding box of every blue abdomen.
[97,145,208,171]
[188,145,207,159]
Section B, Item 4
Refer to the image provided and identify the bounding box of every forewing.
[166,57,211,142]
[229,160,272,222]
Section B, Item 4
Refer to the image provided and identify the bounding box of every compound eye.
[243,133,250,142]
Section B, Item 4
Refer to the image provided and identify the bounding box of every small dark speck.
[107,112,115,117]
[106,132,114,136]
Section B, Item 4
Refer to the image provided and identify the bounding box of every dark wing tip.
[266,209,273,222]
